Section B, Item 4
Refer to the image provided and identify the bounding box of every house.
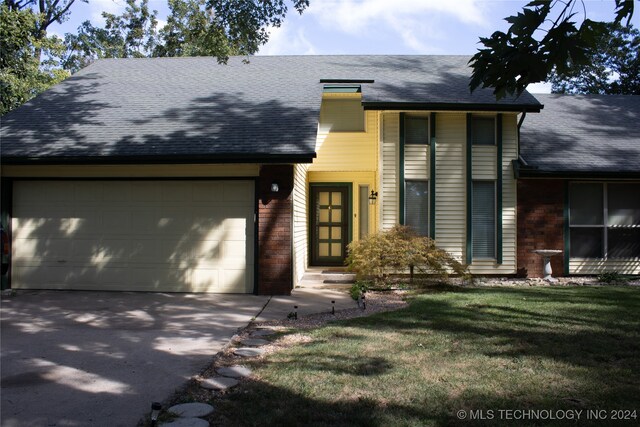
[516,94,640,277]
[1,56,636,295]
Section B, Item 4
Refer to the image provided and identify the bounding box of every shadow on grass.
[211,286,640,426]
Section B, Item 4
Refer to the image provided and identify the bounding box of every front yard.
[212,285,639,426]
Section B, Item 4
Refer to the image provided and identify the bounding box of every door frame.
[309,183,352,266]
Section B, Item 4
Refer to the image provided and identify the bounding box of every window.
[569,183,640,258]
[405,115,429,145]
[472,181,496,258]
[405,180,429,236]
[471,116,495,145]
[318,98,365,132]
[359,185,369,239]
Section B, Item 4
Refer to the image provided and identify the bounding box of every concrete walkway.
[255,287,355,322]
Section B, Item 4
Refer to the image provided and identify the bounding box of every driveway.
[1,290,268,427]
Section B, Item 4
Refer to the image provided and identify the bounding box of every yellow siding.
[292,164,309,285]
[570,259,640,275]
[2,164,260,177]
[307,93,380,246]
[311,106,378,172]
[381,113,399,230]
[308,171,377,242]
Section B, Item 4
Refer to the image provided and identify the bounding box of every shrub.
[349,281,369,301]
[597,271,628,285]
[346,225,469,285]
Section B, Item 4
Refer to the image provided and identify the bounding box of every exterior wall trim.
[399,113,406,225]
[429,112,437,239]
[466,113,473,264]
[496,113,503,264]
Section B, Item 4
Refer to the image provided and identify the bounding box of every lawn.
[213,286,640,426]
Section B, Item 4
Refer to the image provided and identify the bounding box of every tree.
[549,22,640,94]
[469,0,636,99]
[153,0,244,58]
[0,5,68,114]
[4,0,85,46]
[63,0,309,71]
[62,0,159,73]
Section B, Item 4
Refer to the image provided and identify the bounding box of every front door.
[310,186,349,266]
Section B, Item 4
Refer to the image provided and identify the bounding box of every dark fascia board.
[320,79,375,83]
[363,102,543,113]
[2,153,317,166]
[513,160,640,179]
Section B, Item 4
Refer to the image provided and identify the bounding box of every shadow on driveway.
[1,290,268,427]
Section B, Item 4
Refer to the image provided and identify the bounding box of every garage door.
[11,180,255,293]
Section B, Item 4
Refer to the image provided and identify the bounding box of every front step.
[298,269,356,288]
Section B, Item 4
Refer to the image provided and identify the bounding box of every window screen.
[472,181,495,258]
[570,183,603,225]
[405,181,429,236]
[608,184,640,226]
[318,99,364,132]
[471,116,495,145]
[405,115,429,145]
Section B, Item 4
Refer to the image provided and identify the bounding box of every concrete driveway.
[1,290,268,427]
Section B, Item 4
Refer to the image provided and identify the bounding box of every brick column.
[517,179,566,278]
[257,165,293,295]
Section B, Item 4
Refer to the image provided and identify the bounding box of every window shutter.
[472,181,495,258]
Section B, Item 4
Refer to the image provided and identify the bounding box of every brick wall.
[258,165,293,295]
[517,179,566,277]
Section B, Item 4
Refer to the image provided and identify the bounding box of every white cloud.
[303,0,489,54]
[308,0,489,34]
[526,81,552,94]
[258,23,318,55]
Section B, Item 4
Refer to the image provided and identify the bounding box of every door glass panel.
[319,243,329,257]
[332,192,342,206]
[319,209,329,223]
[319,227,329,239]
[331,209,342,222]
[331,243,342,257]
[331,227,341,239]
[319,192,329,205]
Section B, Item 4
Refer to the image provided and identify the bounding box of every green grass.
[213,286,640,426]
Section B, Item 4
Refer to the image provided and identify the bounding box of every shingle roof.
[519,94,640,177]
[1,55,541,164]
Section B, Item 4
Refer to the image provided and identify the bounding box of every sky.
[48,0,640,93]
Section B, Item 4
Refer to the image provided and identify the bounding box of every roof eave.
[513,160,640,179]
[1,153,317,166]
[362,102,542,113]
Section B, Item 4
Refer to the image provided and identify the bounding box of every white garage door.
[11,180,255,293]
